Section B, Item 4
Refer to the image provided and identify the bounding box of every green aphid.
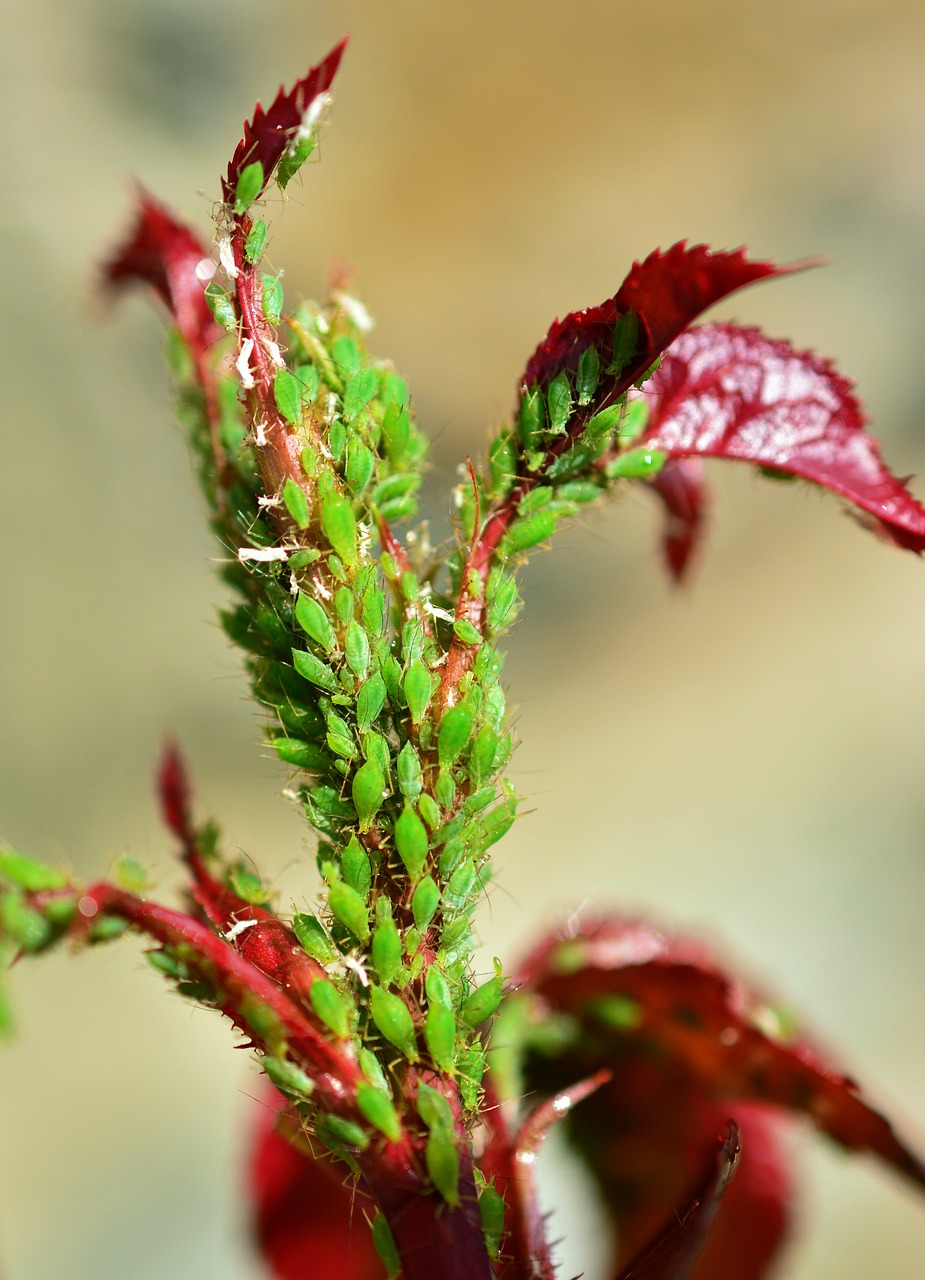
[372,915,402,986]
[588,993,643,1030]
[233,160,264,214]
[146,949,184,980]
[325,730,356,761]
[379,493,418,522]
[341,836,372,899]
[457,1043,486,1110]
[361,582,386,634]
[343,367,379,420]
[344,620,371,678]
[356,674,387,734]
[351,758,386,832]
[480,788,518,848]
[262,273,284,326]
[488,432,517,496]
[89,916,129,945]
[544,440,598,481]
[584,402,624,443]
[469,725,499,785]
[380,655,404,707]
[112,855,149,894]
[417,1081,454,1134]
[434,770,456,812]
[332,334,362,375]
[328,418,347,462]
[403,927,421,958]
[402,661,432,725]
[424,1006,457,1072]
[412,876,439,931]
[324,1114,369,1151]
[282,477,311,530]
[204,280,237,331]
[244,217,268,265]
[1,893,52,952]
[381,401,411,462]
[346,438,375,493]
[437,705,474,768]
[293,913,338,964]
[609,308,639,375]
[438,836,465,879]
[400,571,420,603]
[633,354,663,388]
[356,1081,402,1143]
[418,793,440,831]
[359,1046,390,1092]
[444,859,477,912]
[486,571,520,634]
[310,979,352,1039]
[502,508,559,553]
[372,473,419,506]
[460,961,504,1028]
[424,965,452,1009]
[274,368,303,426]
[394,804,428,881]
[292,648,338,693]
[464,786,496,816]
[0,850,68,893]
[618,396,649,441]
[277,134,316,189]
[371,1214,401,1280]
[369,985,419,1062]
[262,1055,315,1100]
[396,742,423,801]
[479,1184,506,1258]
[426,1128,460,1207]
[557,478,603,505]
[546,371,573,434]
[518,385,546,449]
[321,490,358,568]
[604,447,667,481]
[401,619,425,665]
[334,586,355,623]
[229,867,269,905]
[577,346,601,406]
[362,731,391,780]
[453,618,481,647]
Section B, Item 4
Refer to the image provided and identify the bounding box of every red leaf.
[102,189,218,356]
[222,39,348,206]
[638,323,925,553]
[646,457,708,584]
[250,1089,380,1280]
[522,244,793,401]
[616,1124,740,1280]
[520,917,925,1191]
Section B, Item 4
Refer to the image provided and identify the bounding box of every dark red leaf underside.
[522,244,794,400]
[617,1124,739,1280]
[250,1090,380,1280]
[222,38,348,204]
[102,190,218,356]
[521,918,925,1192]
[646,457,708,583]
[640,324,925,552]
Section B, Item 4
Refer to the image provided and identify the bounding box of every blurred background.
[1,1,923,1276]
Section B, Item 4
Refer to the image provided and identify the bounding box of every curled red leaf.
[222,39,348,206]
[522,244,795,404]
[102,189,219,356]
[646,456,708,584]
[638,323,925,553]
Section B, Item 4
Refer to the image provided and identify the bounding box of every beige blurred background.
[1,1,924,1276]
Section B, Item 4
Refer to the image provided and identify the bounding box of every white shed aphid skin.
[237,546,291,563]
[218,230,239,279]
[334,291,374,334]
[342,952,370,988]
[222,917,259,944]
[262,338,285,369]
[288,572,300,597]
[256,494,282,511]
[236,338,256,388]
[311,571,332,601]
[253,419,269,447]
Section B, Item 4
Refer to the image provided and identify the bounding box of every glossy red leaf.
[638,323,925,553]
[646,457,708,584]
[520,917,925,1192]
[222,39,348,206]
[250,1089,381,1280]
[522,244,793,404]
[616,1123,740,1280]
[103,189,218,356]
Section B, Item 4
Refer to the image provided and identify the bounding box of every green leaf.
[274,369,303,426]
[369,985,419,1062]
[357,1081,402,1142]
[309,979,352,1038]
[234,161,264,214]
[320,490,358,567]
[394,804,428,881]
